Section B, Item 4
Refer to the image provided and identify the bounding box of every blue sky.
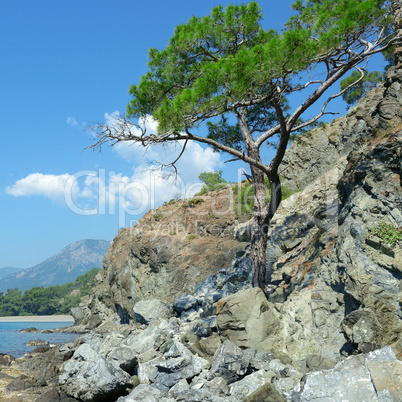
[0,1,387,268]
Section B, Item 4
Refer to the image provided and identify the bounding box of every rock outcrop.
[281,64,402,191]
[72,191,249,330]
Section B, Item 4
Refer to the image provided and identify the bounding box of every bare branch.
[151,139,189,178]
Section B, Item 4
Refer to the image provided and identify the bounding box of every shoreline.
[0,315,74,323]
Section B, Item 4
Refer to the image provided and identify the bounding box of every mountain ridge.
[0,267,23,280]
[0,239,110,292]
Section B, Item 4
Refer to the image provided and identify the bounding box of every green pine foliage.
[0,268,101,316]
[126,0,389,134]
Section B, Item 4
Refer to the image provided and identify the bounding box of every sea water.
[0,322,80,358]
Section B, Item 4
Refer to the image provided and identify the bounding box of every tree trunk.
[249,153,282,292]
[237,107,286,293]
[250,163,269,290]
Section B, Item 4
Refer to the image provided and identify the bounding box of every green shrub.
[368,221,402,245]
[184,198,204,208]
[187,233,196,240]
[153,211,163,221]
[195,170,227,195]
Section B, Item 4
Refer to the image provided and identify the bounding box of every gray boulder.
[229,370,271,400]
[124,325,168,363]
[234,219,253,242]
[133,299,173,325]
[173,294,200,314]
[137,356,166,385]
[169,388,228,401]
[0,353,15,367]
[26,339,49,347]
[5,376,33,391]
[169,378,190,394]
[117,384,173,401]
[202,377,230,396]
[208,340,250,384]
[59,343,133,401]
[216,287,281,352]
[250,352,275,371]
[137,340,207,389]
[299,346,402,401]
[243,382,285,402]
[191,320,212,338]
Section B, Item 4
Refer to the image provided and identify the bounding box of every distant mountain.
[0,266,23,280]
[0,239,110,292]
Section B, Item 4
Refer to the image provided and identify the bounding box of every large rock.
[133,299,173,325]
[229,370,272,400]
[280,67,399,192]
[234,219,253,242]
[0,353,15,367]
[216,287,281,352]
[117,384,171,402]
[243,382,285,402]
[59,343,133,401]
[137,341,207,391]
[216,282,346,362]
[74,190,249,329]
[299,346,402,401]
[5,376,33,391]
[208,340,250,384]
[173,294,200,314]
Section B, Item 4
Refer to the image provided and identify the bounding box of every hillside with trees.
[0,268,101,316]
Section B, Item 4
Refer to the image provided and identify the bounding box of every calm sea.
[0,322,80,358]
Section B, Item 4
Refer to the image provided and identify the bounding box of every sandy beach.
[0,315,74,322]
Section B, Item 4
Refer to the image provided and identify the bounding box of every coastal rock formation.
[280,64,402,191]
[2,62,401,402]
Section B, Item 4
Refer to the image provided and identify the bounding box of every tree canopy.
[126,1,392,134]
[91,0,401,292]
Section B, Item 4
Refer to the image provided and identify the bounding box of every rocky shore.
[1,286,401,401]
[0,64,401,401]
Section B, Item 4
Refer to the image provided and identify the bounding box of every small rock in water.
[26,339,50,347]
[19,327,38,333]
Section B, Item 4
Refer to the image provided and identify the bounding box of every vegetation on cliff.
[0,268,101,316]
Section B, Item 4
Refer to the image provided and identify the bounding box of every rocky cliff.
[73,65,401,350]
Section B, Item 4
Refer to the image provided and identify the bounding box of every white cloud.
[66,117,78,126]
[5,173,77,202]
[5,112,224,223]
